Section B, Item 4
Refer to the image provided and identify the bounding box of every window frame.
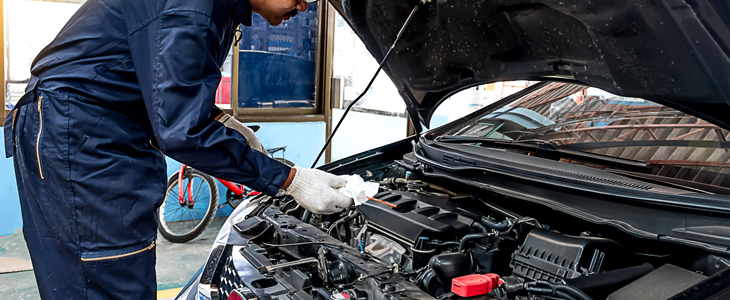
[1,1,6,126]
[0,1,336,125]
[230,2,335,123]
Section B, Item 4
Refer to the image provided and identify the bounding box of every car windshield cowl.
[435,135,651,173]
[443,82,730,191]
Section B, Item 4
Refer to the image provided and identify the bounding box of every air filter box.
[510,229,634,283]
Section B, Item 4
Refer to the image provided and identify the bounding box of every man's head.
[249,0,311,26]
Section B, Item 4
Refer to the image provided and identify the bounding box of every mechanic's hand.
[284,166,353,214]
[217,113,267,154]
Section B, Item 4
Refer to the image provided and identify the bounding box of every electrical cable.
[311,2,423,168]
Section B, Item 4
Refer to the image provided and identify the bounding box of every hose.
[564,263,654,298]
[480,216,512,231]
[523,281,593,300]
[459,232,496,252]
[327,211,360,234]
[426,184,458,197]
[526,287,578,300]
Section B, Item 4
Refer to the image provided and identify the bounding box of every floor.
[0,218,226,300]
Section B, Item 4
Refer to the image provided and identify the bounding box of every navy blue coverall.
[3,0,290,298]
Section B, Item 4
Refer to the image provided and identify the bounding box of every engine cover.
[357,191,477,243]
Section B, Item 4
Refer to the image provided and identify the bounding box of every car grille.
[219,255,246,300]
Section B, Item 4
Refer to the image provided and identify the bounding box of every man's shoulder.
[161,0,232,19]
[121,0,233,30]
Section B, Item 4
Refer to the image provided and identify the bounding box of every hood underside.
[330,0,730,131]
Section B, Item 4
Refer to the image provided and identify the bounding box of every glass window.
[328,11,409,161]
[236,4,319,110]
[214,45,234,110]
[448,82,730,188]
[430,81,534,128]
[4,0,85,110]
[331,13,403,114]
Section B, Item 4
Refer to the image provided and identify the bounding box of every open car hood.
[329,0,730,131]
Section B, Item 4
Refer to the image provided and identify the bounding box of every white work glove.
[284,166,354,214]
[217,113,267,155]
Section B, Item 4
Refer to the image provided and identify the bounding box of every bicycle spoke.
[191,178,204,200]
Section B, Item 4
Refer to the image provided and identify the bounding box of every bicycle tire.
[225,184,246,209]
[158,167,219,243]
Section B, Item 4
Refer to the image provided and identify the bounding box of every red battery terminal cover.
[451,274,503,297]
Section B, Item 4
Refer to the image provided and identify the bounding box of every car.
[176,0,730,299]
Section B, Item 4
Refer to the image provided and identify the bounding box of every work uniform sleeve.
[127,11,290,196]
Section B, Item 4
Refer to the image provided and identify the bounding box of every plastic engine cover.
[357,191,477,242]
[510,229,634,283]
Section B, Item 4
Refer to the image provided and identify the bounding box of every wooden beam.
[671,129,706,141]
[643,128,659,141]
[716,129,727,142]
[583,131,600,142]
[611,129,638,141]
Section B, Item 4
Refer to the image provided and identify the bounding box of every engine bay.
[206,163,730,300]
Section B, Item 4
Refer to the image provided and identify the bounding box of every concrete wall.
[0,139,21,236]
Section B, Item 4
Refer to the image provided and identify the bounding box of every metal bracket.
[258,257,319,274]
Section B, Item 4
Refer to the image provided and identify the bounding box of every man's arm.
[127,11,289,195]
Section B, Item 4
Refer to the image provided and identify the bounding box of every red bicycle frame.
[217,178,260,197]
[178,164,260,206]
[178,165,193,206]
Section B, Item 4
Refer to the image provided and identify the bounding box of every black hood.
[329,0,730,131]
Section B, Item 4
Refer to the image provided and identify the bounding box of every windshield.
[447,82,730,188]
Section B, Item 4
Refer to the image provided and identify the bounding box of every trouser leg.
[13,91,165,299]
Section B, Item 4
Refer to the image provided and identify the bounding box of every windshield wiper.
[436,135,650,172]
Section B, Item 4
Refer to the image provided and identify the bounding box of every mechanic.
[3,0,352,299]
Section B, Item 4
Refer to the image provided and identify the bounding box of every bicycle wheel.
[158,167,219,243]
[225,184,249,209]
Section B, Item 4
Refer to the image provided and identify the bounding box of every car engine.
[199,164,730,300]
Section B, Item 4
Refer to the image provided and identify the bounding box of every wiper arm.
[437,135,650,172]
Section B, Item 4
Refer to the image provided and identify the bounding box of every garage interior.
[1,0,730,300]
